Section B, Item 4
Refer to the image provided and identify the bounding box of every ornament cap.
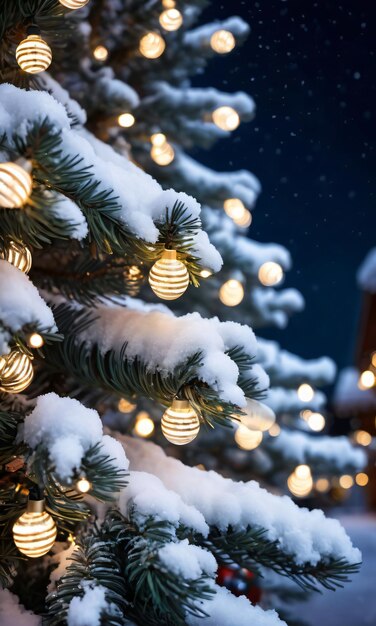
[171,398,190,411]
[26,24,41,36]
[162,248,177,261]
[26,498,45,514]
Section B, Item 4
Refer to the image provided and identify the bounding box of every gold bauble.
[258,261,283,287]
[287,465,313,498]
[16,35,52,74]
[149,249,189,300]
[13,499,57,558]
[212,106,240,131]
[159,8,183,31]
[210,30,236,54]
[0,161,32,209]
[0,240,32,273]
[219,279,244,307]
[241,398,276,432]
[139,32,166,59]
[0,349,34,393]
[59,0,90,8]
[161,399,200,445]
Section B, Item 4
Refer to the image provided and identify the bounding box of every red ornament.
[216,565,262,604]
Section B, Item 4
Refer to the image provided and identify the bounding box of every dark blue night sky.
[194,0,376,370]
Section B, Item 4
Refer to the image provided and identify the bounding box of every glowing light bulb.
[16,34,52,74]
[76,477,91,493]
[0,349,33,393]
[118,398,137,413]
[13,499,56,558]
[161,399,200,445]
[297,383,314,403]
[139,32,166,59]
[240,398,276,432]
[223,198,246,220]
[372,352,376,368]
[210,30,236,54]
[159,8,183,31]
[134,411,155,437]
[27,333,44,349]
[300,409,312,421]
[287,465,313,498]
[258,261,284,287]
[149,249,189,300]
[0,161,32,208]
[162,0,176,7]
[339,474,354,490]
[234,424,263,450]
[353,430,372,446]
[200,269,213,278]
[93,45,108,61]
[219,279,244,307]
[0,240,32,273]
[358,370,375,390]
[212,106,240,131]
[355,472,369,487]
[118,113,135,128]
[233,208,252,228]
[150,133,174,165]
[123,264,144,296]
[307,412,325,432]
[315,478,330,492]
[59,0,90,8]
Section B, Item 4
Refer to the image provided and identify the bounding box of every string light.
[118,398,137,413]
[212,106,240,131]
[162,0,176,7]
[300,409,312,420]
[59,0,90,8]
[27,333,44,349]
[210,30,236,54]
[268,423,281,437]
[223,198,246,220]
[307,412,325,432]
[93,45,108,61]
[123,264,144,296]
[161,399,200,445]
[297,383,314,403]
[139,32,166,59]
[118,113,135,128]
[0,240,32,273]
[149,248,189,300]
[12,497,56,558]
[0,349,34,393]
[353,430,372,446]
[258,261,284,286]
[76,477,91,493]
[358,369,375,390]
[16,28,52,74]
[219,279,244,307]
[287,465,313,498]
[150,133,175,165]
[134,411,155,437]
[200,269,213,278]
[234,424,263,450]
[315,478,330,493]
[233,208,252,228]
[159,8,183,31]
[355,472,369,487]
[339,474,354,490]
[241,398,276,432]
[0,161,32,208]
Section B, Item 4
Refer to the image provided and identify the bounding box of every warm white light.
[28,333,44,349]
[200,269,213,278]
[353,430,372,446]
[16,35,52,74]
[339,474,354,490]
[233,208,252,228]
[307,412,325,432]
[372,352,376,368]
[0,349,33,393]
[118,113,135,128]
[355,472,369,487]
[134,411,155,437]
[212,106,240,131]
[287,465,313,498]
[0,161,32,209]
[161,399,200,445]
[93,45,108,61]
[139,32,166,59]
[13,503,56,558]
[59,0,90,8]
[0,240,32,273]
[258,261,284,287]
[268,423,281,437]
[315,478,330,492]
[358,370,375,390]
[149,249,189,300]
[297,383,314,403]
[219,279,244,307]
[300,409,312,421]
[150,142,175,165]
[159,8,183,31]
[223,198,246,220]
[162,0,175,6]
[118,398,136,413]
[76,477,91,493]
[241,398,276,432]
[210,30,236,54]
[234,424,263,450]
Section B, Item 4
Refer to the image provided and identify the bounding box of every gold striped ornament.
[16,33,52,74]
[149,249,189,300]
[0,240,32,273]
[0,349,34,393]
[13,499,57,558]
[0,161,32,208]
[59,0,90,8]
[161,399,200,445]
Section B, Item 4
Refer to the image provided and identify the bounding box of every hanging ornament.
[59,0,90,8]
[241,398,276,432]
[13,495,57,558]
[149,249,189,300]
[287,465,313,498]
[219,279,244,307]
[139,32,166,59]
[217,566,262,604]
[161,399,200,445]
[123,263,144,296]
[210,30,236,54]
[0,349,34,393]
[234,424,263,450]
[150,133,175,165]
[0,240,32,273]
[159,8,183,31]
[16,26,52,74]
[258,261,283,287]
[0,160,32,209]
[212,106,240,131]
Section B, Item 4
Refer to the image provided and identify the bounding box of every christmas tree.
[0,2,362,625]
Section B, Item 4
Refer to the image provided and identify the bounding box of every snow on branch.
[184,16,250,52]
[266,387,326,415]
[249,287,305,329]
